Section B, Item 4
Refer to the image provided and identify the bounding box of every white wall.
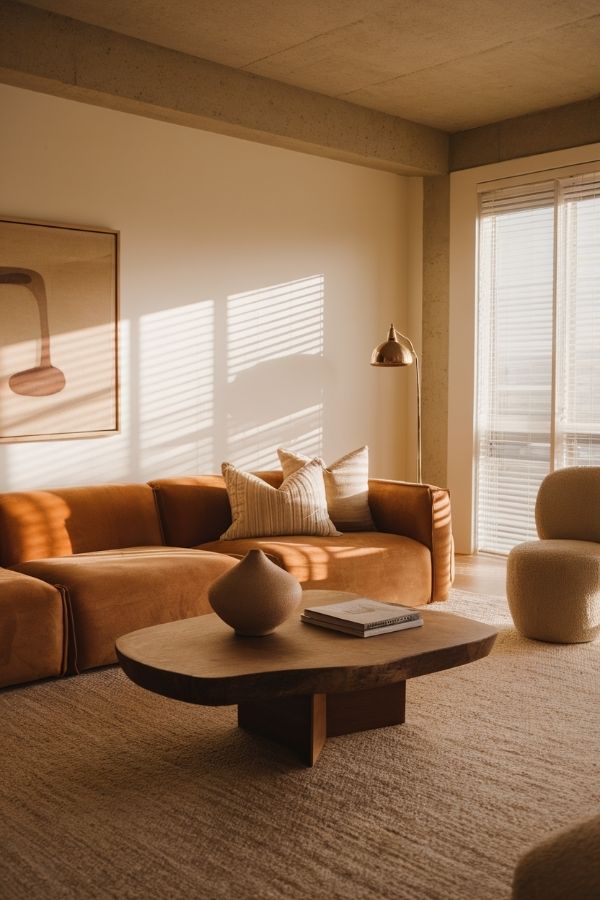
[0,84,414,491]
[448,142,600,552]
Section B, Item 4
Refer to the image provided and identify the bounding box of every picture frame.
[0,216,119,442]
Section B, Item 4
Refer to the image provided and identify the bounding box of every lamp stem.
[415,352,422,484]
[403,335,422,484]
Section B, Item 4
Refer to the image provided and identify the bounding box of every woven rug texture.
[1,588,599,900]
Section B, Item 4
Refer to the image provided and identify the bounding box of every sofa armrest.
[367,479,454,603]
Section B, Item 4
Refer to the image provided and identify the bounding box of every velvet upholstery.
[198,532,432,606]
[367,480,454,603]
[13,547,238,673]
[150,472,281,547]
[0,484,163,567]
[0,569,66,688]
[0,471,453,687]
[152,473,453,603]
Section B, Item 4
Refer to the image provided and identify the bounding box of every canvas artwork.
[0,217,118,441]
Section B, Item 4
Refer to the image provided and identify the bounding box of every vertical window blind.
[476,170,600,554]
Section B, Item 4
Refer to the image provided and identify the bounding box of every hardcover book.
[301,597,423,637]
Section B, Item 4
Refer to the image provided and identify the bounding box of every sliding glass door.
[476,171,600,554]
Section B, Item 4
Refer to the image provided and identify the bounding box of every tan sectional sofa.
[0,472,454,689]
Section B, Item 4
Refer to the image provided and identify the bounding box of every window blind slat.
[556,183,600,469]
[476,170,600,554]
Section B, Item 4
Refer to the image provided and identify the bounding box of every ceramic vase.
[208,548,302,636]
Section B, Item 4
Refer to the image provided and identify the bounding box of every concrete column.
[421,175,450,488]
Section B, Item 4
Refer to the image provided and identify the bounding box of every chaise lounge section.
[1,483,238,683]
[0,568,66,688]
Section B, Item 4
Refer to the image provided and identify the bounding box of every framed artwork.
[0,217,119,441]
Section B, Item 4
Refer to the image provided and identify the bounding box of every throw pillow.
[277,446,375,531]
[220,458,340,540]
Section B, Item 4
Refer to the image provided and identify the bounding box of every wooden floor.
[453,553,507,596]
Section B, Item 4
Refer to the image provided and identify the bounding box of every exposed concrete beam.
[450,95,600,171]
[0,0,448,176]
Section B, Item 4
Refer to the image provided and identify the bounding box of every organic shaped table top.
[116,590,498,707]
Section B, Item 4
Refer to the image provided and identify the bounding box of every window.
[476,171,600,554]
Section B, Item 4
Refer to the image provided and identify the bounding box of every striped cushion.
[220,459,340,540]
[278,446,375,531]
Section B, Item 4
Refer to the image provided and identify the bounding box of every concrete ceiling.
[20,0,600,131]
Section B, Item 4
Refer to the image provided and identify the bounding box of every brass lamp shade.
[370,323,422,484]
[370,324,415,367]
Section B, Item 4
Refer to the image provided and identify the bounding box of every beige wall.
[0,84,412,491]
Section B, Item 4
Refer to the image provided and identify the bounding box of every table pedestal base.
[238,681,406,765]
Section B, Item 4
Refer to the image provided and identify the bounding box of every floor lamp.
[370,324,422,484]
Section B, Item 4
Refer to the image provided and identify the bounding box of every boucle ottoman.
[507,539,600,643]
[512,812,600,900]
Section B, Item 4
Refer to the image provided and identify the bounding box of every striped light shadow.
[225,276,325,470]
[1,320,131,489]
[139,300,215,477]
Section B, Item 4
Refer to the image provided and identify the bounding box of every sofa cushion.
[220,460,339,540]
[278,445,375,531]
[198,532,432,606]
[150,472,283,547]
[0,484,163,567]
[12,547,238,673]
[0,569,66,688]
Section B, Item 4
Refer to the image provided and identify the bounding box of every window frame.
[447,144,600,554]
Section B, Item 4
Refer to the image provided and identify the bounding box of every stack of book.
[301,597,423,637]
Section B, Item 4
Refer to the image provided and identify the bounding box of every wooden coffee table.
[116,590,497,765]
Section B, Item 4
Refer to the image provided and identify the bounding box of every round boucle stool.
[512,812,600,900]
[507,539,600,643]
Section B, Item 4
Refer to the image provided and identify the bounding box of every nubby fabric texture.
[278,446,375,531]
[507,467,600,643]
[220,459,340,540]
[512,812,600,900]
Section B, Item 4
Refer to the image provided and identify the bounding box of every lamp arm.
[402,335,422,484]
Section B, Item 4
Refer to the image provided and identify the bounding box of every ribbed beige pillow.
[278,446,375,531]
[220,459,340,540]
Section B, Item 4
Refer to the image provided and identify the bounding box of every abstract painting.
[0,217,118,441]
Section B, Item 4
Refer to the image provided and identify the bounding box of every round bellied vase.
[208,548,302,636]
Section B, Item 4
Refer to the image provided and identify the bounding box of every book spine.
[363,615,419,630]
[305,611,420,629]
[363,620,423,637]
[301,616,423,637]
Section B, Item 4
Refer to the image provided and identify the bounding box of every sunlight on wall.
[2,279,325,488]
[0,320,130,489]
[1,323,116,436]
[138,301,214,477]
[225,276,325,469]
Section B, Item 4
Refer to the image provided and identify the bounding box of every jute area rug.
[1,588,599,900]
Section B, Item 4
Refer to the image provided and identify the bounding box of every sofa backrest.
[150,472,282,547]
[0,484,163,567]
